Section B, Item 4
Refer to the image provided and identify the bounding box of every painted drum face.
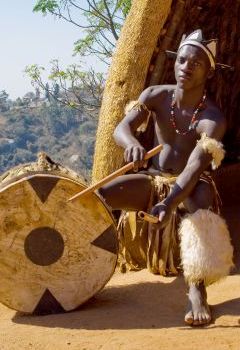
[0,173,118,314]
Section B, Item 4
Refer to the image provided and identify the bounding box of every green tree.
[15,97,24,107]
[25,0,132,112]
[53,83,60,99]
[0,90,9,112]
[33,0,132,64]
[26,61,104,116]
[23,92,35,107]
[35,87,41,100]
[45,82,50,101]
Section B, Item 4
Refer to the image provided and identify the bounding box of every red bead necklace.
[170,90,206,135]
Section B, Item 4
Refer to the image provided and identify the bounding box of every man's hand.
[151,202,173,229]
[124,144,147,171]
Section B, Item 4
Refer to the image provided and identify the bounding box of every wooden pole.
[68,144,163,202]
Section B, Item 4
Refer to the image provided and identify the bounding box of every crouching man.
[98,30,234,326]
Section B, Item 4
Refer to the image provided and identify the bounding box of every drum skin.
[0,173,118,314]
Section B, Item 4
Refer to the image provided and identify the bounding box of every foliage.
[33,0,132,64]
[0,90,10,112]
[26,0,132,111]
[25,61,104,116]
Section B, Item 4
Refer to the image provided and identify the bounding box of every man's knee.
[98,174,153,211]
[184,181,214,213]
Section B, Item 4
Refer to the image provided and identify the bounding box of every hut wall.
[147,0,240,160]
[93,0,240,184]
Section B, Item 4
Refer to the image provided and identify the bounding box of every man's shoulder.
[202,100,225,124]
[139,84,175,107]
[199,100,226,138]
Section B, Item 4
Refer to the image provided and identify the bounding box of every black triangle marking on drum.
[91,224,118,255]
[28,177,59,203]
[33,289,66,315]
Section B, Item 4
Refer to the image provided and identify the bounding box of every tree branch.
[103,0,119,40]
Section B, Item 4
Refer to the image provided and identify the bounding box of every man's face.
[174,45,212,90]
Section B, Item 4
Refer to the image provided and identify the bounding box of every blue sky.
[0,1,105,99]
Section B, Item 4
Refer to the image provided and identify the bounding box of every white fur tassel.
[179,209,234,286]
[197,133,225,170]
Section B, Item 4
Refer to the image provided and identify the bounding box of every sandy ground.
[0,268,240,350]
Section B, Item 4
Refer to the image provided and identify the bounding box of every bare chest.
[153,106,201,149]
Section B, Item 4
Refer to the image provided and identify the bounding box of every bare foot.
[184,282,211,326]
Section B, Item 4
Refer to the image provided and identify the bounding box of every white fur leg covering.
[179,209,234,286]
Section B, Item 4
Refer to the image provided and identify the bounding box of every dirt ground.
[0,268,240,350]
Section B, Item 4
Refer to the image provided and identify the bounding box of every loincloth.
[117,172,221,275]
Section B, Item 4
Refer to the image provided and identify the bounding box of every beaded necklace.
[170,90,206,135]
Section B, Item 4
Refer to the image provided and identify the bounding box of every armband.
[125,100,152,132]
[197,132,225,169]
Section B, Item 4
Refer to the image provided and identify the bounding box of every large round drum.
[0,157,118,314]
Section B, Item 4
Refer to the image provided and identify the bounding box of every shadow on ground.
[13,277,187,330]
[11,201,240,331]
[12,274,240,330]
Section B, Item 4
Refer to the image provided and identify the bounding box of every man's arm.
[153,109,226,225]
[113,86,157,166]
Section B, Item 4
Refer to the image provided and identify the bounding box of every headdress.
[166,29,233,71]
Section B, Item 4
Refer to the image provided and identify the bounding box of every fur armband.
[197,133,225,170]
[125,100,152,132]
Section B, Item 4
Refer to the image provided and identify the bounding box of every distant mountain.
[0,101,98,182]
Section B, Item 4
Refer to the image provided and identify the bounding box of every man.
[98,30,233,326]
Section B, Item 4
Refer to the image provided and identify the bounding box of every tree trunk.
[92,0,172,183]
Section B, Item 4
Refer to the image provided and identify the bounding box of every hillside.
[0,102,98,182]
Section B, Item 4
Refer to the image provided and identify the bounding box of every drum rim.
[0,171,118,229]
[0,170,86,190]
[0,172,119,313]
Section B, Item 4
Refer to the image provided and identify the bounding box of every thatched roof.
[92,0,172,182]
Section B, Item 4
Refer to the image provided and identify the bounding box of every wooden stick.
[67,144,163,202]
[138,211,159,224]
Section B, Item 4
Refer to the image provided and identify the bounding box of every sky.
[0,1,106,99]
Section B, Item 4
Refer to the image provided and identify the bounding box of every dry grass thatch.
[92,0,172,183]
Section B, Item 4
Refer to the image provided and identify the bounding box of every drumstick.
[67,144,163,202]
[138,211,159,224]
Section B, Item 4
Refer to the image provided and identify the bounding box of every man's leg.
[98,173,153,211]
[181,180,233,326]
